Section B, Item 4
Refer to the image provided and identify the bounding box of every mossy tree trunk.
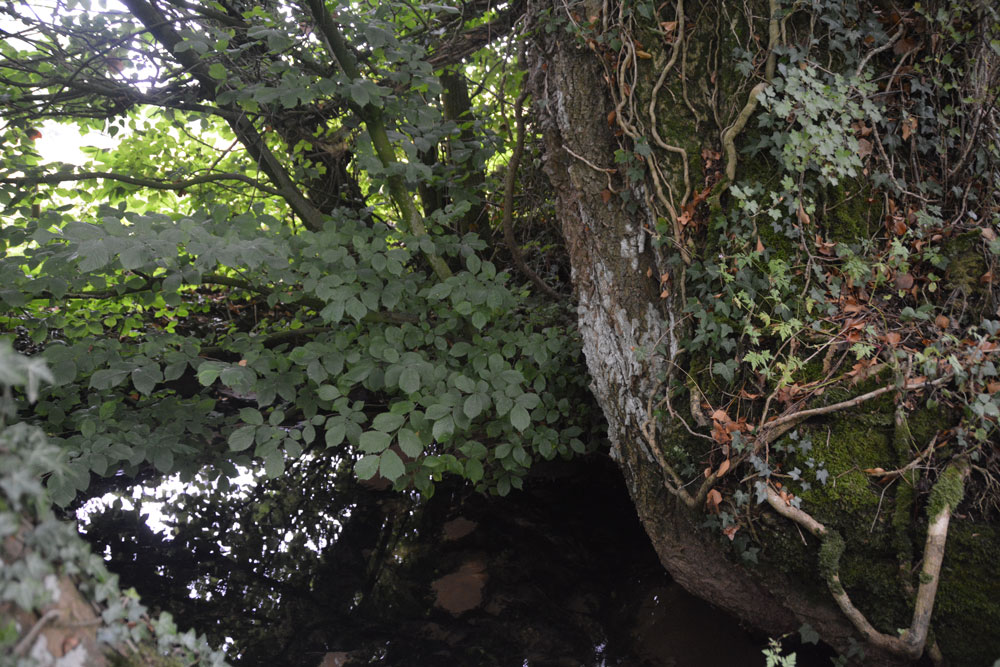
[526,0,1000,663]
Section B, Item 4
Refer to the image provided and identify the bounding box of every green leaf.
[264,450,284,479]
[153,448,174,473]
[510,404,530,431]
[399,367,421,394]
[432,415,454,441]
[229,425,256,451]
[355,454,379,480]
[397,428,422,458]
[318,384,340,401]
[454,375,476,393]
[373,412,404,432]
[90,368,130,390]
[208,62,227,80]
[378,449,405,481]
[325,420,346,447]
[240,408,264,425]
[463,393,485,419]
[359,430,391,453]
[465,458,484,483]
[350,80,370,106]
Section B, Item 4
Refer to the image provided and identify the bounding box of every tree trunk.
[523,1,985,663]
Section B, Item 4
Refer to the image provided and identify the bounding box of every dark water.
[83,453,827,666]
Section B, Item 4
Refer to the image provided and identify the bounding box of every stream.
[82,453,832,666]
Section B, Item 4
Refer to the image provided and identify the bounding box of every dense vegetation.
[1,0,998,664]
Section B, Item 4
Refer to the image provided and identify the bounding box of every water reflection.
[80,452,780,665]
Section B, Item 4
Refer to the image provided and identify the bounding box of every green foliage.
[0,344,227,665]
[0,0,593,507]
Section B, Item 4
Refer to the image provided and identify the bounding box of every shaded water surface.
[85,454,795,666]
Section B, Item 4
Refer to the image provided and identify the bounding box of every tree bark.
[525,2,909,662]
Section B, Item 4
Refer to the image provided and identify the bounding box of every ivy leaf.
[799,624,820,645]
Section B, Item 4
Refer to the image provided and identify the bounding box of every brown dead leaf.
[601,189,613,204]
[864,467,886,475]
[796,203,811,225]
[636,50,653,60]
[756,237,765,253]
[711,409,730,423]
[706,488,723,513]
[901,116,918,141]
[934,314,950,329]
[717,459,731,477]
[722,524,739,541]
[704,466,712,479]
[238,359,248,366]
[661,21,677,32]
[885,331,901,346]
[857,138,873,159]
[894,37,920,56]
[815,235,836,256]
[892,217,908,235]
[982,227,998,241]
[894,273,915,290]
[987,381,1000,394]
[607,110,617,126]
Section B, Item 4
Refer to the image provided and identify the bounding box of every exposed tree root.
[765,458,971,660]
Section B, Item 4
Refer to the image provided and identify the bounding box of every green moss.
[930,521,1000,663]
[798,402,892,518]
[822,179,879,245]
[926,461,967,520]
[817,531,844,584]
[943,231,987,295]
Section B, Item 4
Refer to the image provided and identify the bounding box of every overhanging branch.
[2,171,284,197]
